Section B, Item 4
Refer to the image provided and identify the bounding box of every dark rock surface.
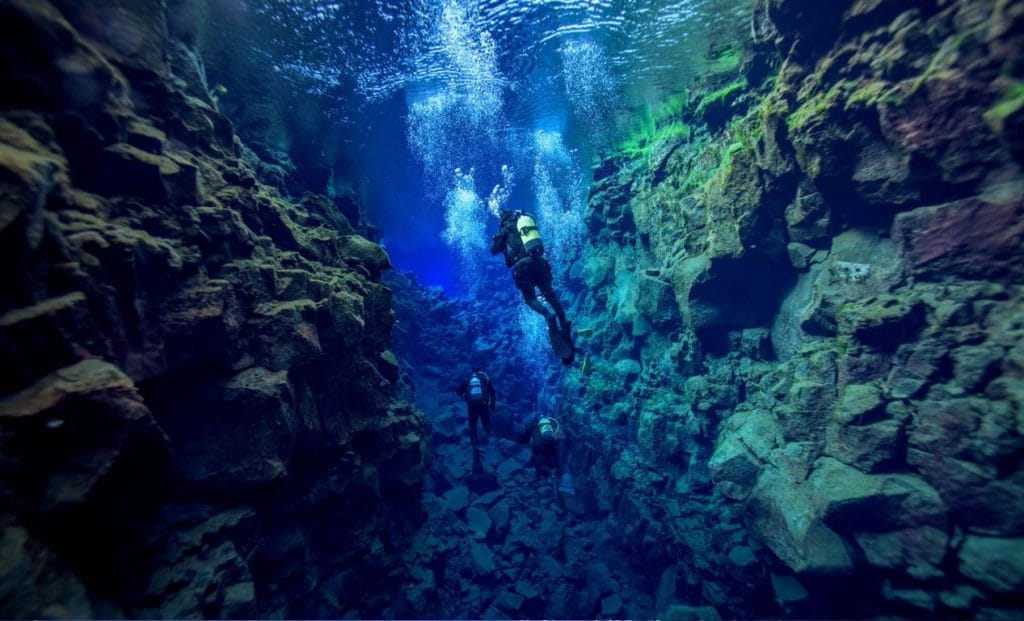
[544,0,1024,618]
[0,1,427,617]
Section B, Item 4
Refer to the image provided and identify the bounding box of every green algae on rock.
[546,0,1024,617]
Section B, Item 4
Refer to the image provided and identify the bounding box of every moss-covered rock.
[0,1,428,618]
[838,294,927,350]
[695,78,748,130]
[554,1,1024,617]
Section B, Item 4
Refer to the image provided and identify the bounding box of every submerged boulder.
[0,525,94,618]
[710,409,783,501]
[958,536,1024,594]
[339,234,392,279]
[636,271,682,330]
[470,541,497,573]
[807,458,947,531]
[745,463,854,576]
[0,359,169,511]
[855,526,947,580]
[893,194,1024,282]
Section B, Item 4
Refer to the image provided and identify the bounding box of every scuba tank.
[467,373,486,403]
[538,416,560,439]
[516,213,544,254]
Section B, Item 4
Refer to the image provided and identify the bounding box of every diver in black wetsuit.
[456,368,496,446]
[489,209,574,364]
[517,416,565,480]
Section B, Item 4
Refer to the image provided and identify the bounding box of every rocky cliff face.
[557,0,1024,618]
[0,0,427,617]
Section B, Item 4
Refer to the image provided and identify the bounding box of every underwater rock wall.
[559,0,1024,618]
[0,0,427,617]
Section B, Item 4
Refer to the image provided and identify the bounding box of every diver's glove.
[489,232,506,256]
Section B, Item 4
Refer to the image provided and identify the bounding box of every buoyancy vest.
[467,373,488,404]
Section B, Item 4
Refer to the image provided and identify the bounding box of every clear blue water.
[208,0,751,292]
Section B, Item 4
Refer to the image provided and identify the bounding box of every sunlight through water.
[219,0,752,292]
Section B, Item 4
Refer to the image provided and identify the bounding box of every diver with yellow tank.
[490,209,575,364]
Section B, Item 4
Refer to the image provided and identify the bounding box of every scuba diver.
[456,368,496,446]
[490,209,575,364]
[517,415,574,495]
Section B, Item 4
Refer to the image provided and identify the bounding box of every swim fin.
[548,320,575,364]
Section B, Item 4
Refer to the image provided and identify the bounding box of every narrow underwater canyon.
[0,0,1022,620]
